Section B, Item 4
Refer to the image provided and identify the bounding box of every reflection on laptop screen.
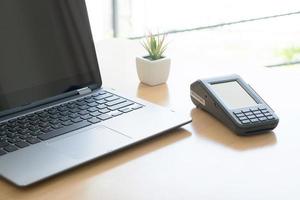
[0,0,101,112]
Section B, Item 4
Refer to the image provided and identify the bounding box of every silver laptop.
[0,0,191,186]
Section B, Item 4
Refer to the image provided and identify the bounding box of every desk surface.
[1,37,300,200]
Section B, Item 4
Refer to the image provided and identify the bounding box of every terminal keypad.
[233,108,274,124]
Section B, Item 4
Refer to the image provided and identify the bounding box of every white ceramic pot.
[136,56,171,86]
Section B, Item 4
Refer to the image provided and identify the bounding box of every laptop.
[0,0,191,186]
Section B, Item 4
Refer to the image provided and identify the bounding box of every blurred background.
[85,0,300,67]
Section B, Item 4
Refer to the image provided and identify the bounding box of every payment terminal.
[190,74,279,135]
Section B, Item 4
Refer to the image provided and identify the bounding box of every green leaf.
[141,32,168,60]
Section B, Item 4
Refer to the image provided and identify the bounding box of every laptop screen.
[0,0,102,113]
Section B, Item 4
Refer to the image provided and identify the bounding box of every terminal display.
[211,81,257,109]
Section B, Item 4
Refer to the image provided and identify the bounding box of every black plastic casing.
[190,74,279,136]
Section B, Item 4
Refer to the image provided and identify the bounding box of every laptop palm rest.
[47,125,132,160]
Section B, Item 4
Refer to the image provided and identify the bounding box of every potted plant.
[136,33,170,86]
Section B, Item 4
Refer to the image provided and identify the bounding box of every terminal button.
[250,118,259,123]
[253,111,262,115]
[247,115,256,119]
[259,117,267,121]
[244,112,253,116]
[256,114,264,118]
[239,116,248,121]
[235,113,245,117]
[241,120,250,124]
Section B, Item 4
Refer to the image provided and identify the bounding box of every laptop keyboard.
[0,90,144,156]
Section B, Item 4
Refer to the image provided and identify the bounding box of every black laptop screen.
[0,0,102,113]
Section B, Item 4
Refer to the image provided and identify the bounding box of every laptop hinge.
[77,87,92,95]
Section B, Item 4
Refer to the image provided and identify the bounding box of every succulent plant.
[141,32,168,60]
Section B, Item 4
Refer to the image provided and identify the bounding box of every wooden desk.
[1,38,300,200]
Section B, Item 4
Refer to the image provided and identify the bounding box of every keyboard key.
[57,105,68,112]
[131,104,143,110]
[84,96,93,100]
[69,113,80,119]
[105,95,119,101]
[267,116,275,120]
[108,101,134,111]
[119,107,133,113]
[66,103,77,109]
[19,135,31,140]
[88,102,98,107]
[38,121,91,141]
[41,127,54,133]
[97,104,106,109]
[98,90,107,95]
[60,111,70,116]
[0,130,7,136]
[28,126,39,132]
[30,130,43,136]
[50,113,60,119]
[51,123,64,129]
[26,137,41,144]
[62,121,74,126]
[4,145,18,152]
[15,141,30,148]
[8,138,22,144]
[88,107,98,112]
[49,119,60,125]
[81,114,93,120]
[71,117,83,123]
[78,105,89,110]
[7,132,18,138]
[105,98,127,106]
[0,149,6,156]
[85,98,95,103]
[96,100,106,104]
[88,117,101,124]
[79,110,89,115]
[0,123,8,130]
[99,108,110,114]
[0,141,9,148]
[48,108,58,115]
[94,93,113,100]
[60,116,70,122]
[110,111,123,117]
[253,111,262,115]
[39,122,51,128]
[97,114,112,121]
[69,108,81,113]
[250,108,259,112]
[90,111,101,117]
[91,92,101,97]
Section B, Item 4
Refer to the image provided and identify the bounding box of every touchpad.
[47,125,132,160]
